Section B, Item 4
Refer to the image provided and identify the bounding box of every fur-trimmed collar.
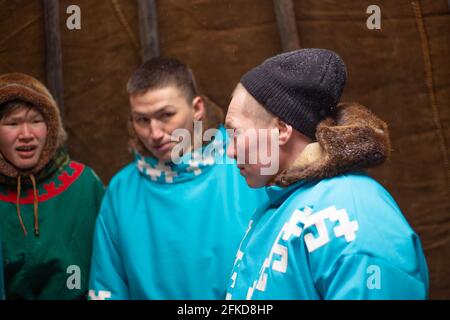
[273,102,391,187]
[0,73,67,178]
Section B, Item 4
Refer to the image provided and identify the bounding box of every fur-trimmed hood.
[128,94,224,157]
[273,102,391,187]
[0,73,67,179]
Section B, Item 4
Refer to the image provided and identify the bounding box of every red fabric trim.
[0,161,85,204]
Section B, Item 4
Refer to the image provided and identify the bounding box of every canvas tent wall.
[0,0,449,299]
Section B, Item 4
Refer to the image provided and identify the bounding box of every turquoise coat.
[226,173,429,299]
[88,126,268,299]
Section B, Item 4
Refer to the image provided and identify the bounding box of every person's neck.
[278,135,312,173]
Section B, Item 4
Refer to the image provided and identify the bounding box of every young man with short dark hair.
[88,58,267,300]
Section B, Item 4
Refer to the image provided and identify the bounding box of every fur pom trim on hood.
[273,102,391,187]
[0,73,67,178]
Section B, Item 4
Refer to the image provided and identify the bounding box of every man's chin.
[241,171,272,188]
[241,174,261,189]
[12,158,40,170]
[150,149,175,163]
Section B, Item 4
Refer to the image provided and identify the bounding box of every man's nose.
[19,123,33,140]
[149,120,164,140]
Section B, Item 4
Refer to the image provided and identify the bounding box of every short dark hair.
[0,100,35,121]
[127,57,199,103]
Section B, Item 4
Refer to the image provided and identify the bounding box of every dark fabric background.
[0,0,449,299]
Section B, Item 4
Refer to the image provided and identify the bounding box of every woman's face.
[0,106,47,170]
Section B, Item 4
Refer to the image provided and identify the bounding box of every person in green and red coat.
[0,238,4,300]
[0,73,104,299]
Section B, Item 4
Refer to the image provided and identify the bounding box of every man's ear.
[276,118,293,146]
[192,96,206,121]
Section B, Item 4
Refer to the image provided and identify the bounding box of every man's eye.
[161,112,174,119]
[136,117,149,123]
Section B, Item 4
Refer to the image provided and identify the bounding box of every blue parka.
[226,174,429,299]
[226,103,429,300]
[88,126,267,299]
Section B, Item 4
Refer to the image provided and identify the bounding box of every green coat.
[0,159,104,300]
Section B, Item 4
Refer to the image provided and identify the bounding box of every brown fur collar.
[0,73,67,178]
[273,102,391,187]
[128,94,224,157]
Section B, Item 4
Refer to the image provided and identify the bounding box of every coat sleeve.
[316,254,428,299]
[88,185,129,300]
[304,176,429,300]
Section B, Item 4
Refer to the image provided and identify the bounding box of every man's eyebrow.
[131,111,148,117]
[153,105,175,114]
[230,87,238,101]
[132,105,174,117]
[2,110,44,122]
[2,115,23,121]
[28,112,43,118]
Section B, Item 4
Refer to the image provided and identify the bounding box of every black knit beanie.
[240,48,347,140]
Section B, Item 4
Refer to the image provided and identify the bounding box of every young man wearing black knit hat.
[224,48,429,299]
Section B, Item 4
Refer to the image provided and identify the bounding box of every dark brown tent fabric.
[0,0,449,299]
